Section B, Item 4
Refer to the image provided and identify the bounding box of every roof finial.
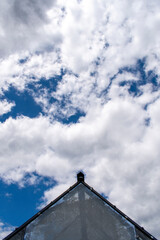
[77,171,85,182]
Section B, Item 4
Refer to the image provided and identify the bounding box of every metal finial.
[77,172,84,182]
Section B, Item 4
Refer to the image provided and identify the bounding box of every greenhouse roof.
[3,172,157,240]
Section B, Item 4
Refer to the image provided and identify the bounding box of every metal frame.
[3,173,158,240]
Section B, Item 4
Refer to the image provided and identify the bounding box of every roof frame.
[3,172,157,240]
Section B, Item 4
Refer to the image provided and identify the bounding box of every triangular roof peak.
[4,172,157,240]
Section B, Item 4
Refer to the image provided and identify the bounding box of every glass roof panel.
[8,183,151,240]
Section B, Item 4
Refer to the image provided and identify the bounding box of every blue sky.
[0,176,55,226]
[0,0,160,239]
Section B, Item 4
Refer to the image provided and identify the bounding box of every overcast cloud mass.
[0,0,160,238]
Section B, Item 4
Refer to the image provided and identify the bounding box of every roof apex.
[3,173,158,240]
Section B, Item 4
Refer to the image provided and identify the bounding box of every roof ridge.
[3,173,158,240]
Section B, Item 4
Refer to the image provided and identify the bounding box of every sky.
[0,0,160,239]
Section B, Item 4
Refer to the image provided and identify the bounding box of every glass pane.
[8,183,150,240]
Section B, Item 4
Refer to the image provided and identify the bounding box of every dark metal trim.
[3,179,158,240]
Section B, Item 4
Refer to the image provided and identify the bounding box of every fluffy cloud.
[0,100,15,116]
[0,222,14,239]
[0,0,160,83]
[0,0,58,57]
[0,0,160,118]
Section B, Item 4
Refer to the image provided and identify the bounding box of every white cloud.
[0,0,159,88]
[0,0,160,114]
[0,100,15,116]
[0,51,62,95]
[0,0,58,57]
[0,222,14,239]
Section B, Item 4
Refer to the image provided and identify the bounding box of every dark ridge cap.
[3,176,158,240]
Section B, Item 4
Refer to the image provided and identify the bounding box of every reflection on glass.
[8,184,151,240]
